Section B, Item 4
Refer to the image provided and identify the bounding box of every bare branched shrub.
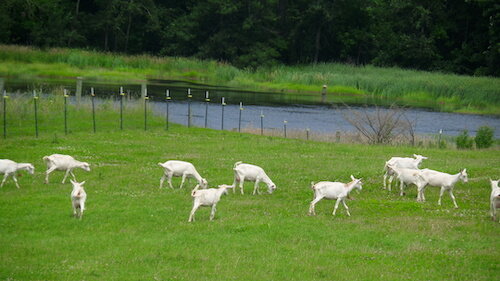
[342,104,416,144]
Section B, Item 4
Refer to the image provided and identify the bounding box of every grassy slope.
[0,45,499,115]
[0,106,499,280]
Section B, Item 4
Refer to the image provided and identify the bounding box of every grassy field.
[1,44,499,115]
[0,100,499,280]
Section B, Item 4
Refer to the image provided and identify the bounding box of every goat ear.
[70,179,76,184]
[350,175,355,181]
[80,181,86,185]
[413,154,418,157]
[462,168,467,173]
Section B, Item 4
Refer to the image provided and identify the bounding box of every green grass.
[1,44,499,115]
[0,98,499,280]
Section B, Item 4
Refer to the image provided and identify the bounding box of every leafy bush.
[456,130,473,149]
[475,126,494,149]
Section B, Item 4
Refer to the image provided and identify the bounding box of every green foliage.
[0,0,498,76]
[456,130,474,149]
[475,126,494,149]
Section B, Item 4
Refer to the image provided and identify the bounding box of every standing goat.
[386,164,427,197]
[418,168,468,208]
[188,184,233,222]
[158,160,208,189]
[0,159,35,188]
[232,161,276,195]
[383,154,427,191]
[308,175,363,216]
[43,154,90,184]
[70,179,87,219]
[489,179,500,222]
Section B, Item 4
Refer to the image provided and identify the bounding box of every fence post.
[120,87,124,130]
[221,97,226,130]
[260,110,264,136]
[438,129,443,147]
[238,102,243,133]
[283,120,287,138]
[144,89,148,131]
[336,131,340,142]
[187,88,192,128]
[141,83,147,99]
[91,87,96,133]
[165,90,171,131]
[64,89,69,135]
[76,77,82,109]
[3,90,7,139]
[306,128,310,140]
[33,90,39,138]
[205,91,210,128]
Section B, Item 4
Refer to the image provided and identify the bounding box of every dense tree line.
[0,0,498,76]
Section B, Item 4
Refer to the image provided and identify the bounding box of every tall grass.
[0,44,499,114]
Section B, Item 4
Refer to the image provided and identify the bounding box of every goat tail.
[233,161,243,169]
[157,162,164,167]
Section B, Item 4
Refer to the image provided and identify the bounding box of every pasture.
[0,111,499,280]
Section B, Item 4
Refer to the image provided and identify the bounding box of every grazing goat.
[308,175,363,216]
[383,154,427,191]
[232,161,276,195]
[43,154,90,184]
[386,164,427,197]
[490,179,500,222]
[158,160,208,189]
[70,179,87,219]
[188,184,233,222]
[418,168,468,208]
[0,159,35,189]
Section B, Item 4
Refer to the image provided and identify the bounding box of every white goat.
[0,159,35,189]
[232,161,276,195]
[383,154,427,191]
[489,179,500,222]
[43,154,90,184]
[70,179,87,219]
[188,184,233,222]
[308,175,363,216]
[386,164,427,197]
[418,168,468,208]
[158,160,208,189]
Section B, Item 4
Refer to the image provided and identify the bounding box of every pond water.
[2,77,499,137]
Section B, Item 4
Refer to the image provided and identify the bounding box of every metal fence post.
[3,90,8,139]
[91,87,96,133]
[187,88,192,128]
[33,90,39,138]
[120,87,124,130]
[260,110,264,136]
[205,91,210,128]
[144,89,149,131]
[284,120,287,138]
[63,89,68,135]
[221,97,226,130]
[165,90,171,131]
[238,102,243,132]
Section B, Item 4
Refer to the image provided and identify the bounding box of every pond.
[2,77,499,138]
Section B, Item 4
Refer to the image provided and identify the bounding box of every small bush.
[456,130,473,149]
[475,126,494,149]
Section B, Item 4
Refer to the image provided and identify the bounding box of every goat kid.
[232,161,276,195]
[158,160,208,189]
[188,184,233,222]
[490,179,500,222]
[0,159,35,189]
[43,154,90,184]
[308,175,363,216]
[386,164,426,198]
[70,180,87,219]
[383,154,427,191]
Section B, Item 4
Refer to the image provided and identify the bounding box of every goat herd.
[1,154,499,223]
